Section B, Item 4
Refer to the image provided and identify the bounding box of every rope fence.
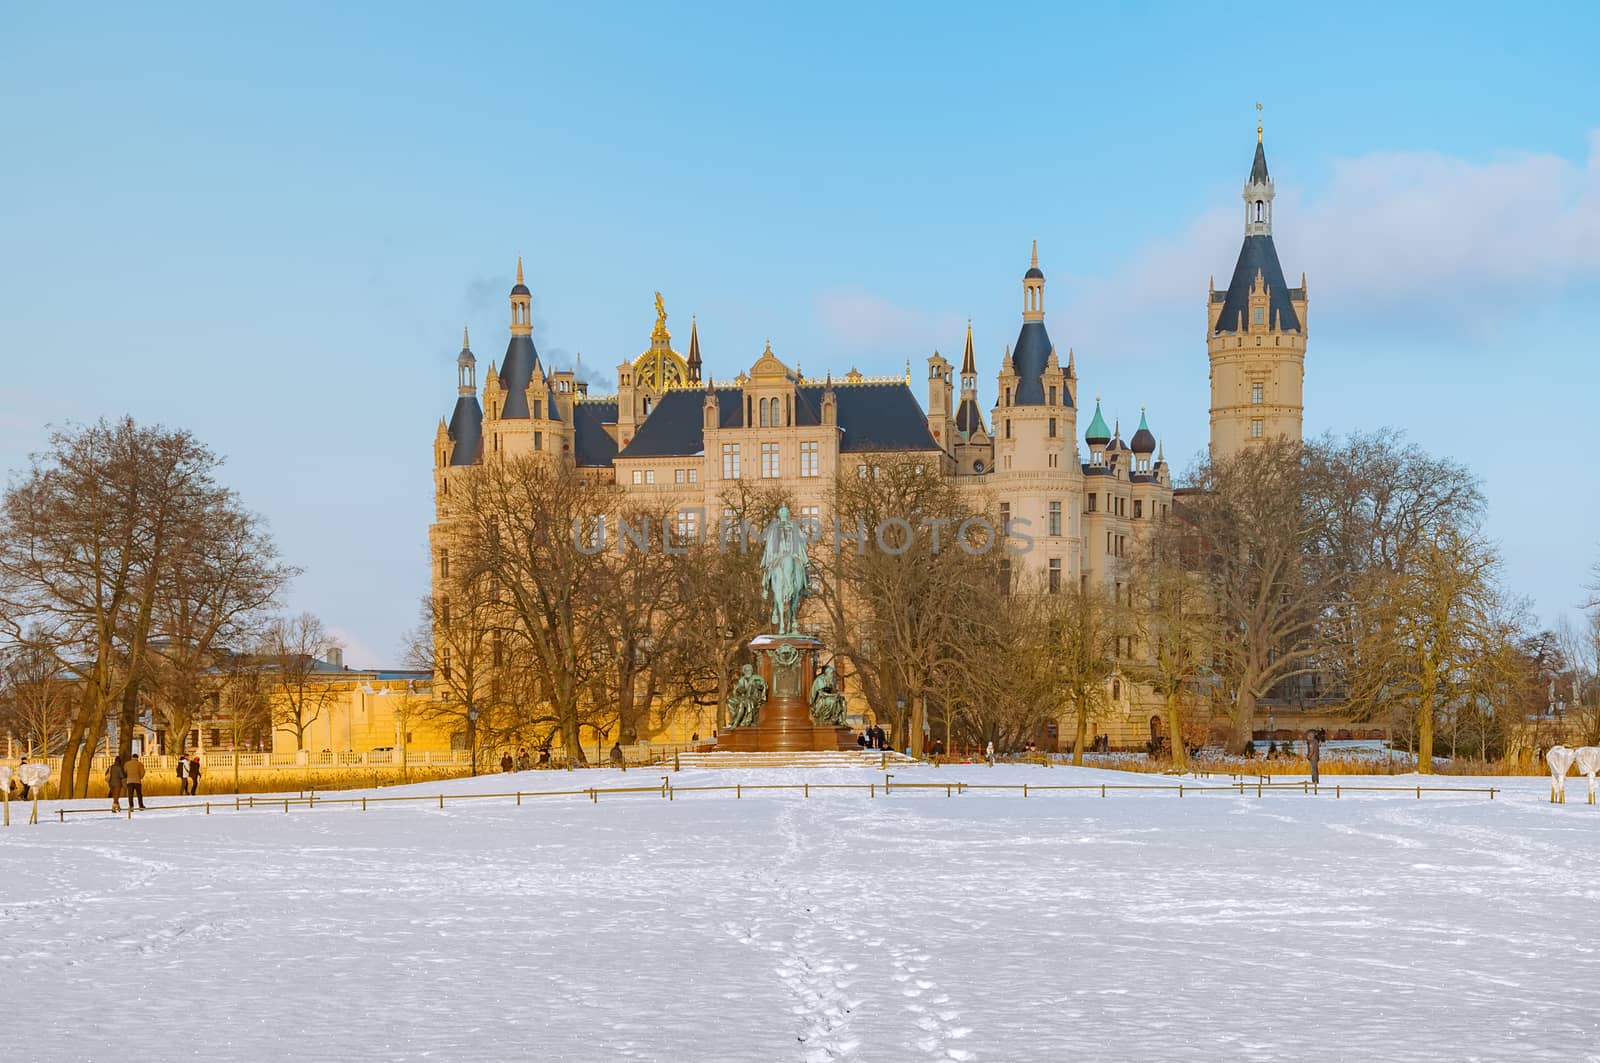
[23,776,1510,825]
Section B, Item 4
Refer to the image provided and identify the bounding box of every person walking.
[17,756,31,800]
[1306,729,1322,786]
[106,755,127,813]
[124,753,147,810]
[176,755,189,794]
[188,755,202,795]
[500,752,514,773]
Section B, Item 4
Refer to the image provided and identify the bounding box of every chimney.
[327,646,344,670]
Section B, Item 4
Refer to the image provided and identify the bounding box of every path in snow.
[2,766,1598,1062]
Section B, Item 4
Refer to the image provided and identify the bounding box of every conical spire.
[960,319,977,378]
[686,316,702,383]
[1031,240,1038,268]
[516,256,525,285]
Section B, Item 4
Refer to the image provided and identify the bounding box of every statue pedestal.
[720,633,857,753]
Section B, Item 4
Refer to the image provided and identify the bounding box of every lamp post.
[895,696,906,753]
[467,706,479,777]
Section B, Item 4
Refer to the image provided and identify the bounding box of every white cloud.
[1064,130,1600,354]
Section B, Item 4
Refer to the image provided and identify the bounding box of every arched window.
[1112,679,1122,700]
[1255,200,1264,221]
[642,396,652,416]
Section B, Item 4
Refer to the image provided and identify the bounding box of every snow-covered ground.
[4,763,1599,1062]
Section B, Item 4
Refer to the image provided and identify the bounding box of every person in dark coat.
[17,757,31,800]
[188,755,202,795]
[500,752,514,773]
[177,755,189,793]
[1306,729,1322,785]
[106,755,126,813]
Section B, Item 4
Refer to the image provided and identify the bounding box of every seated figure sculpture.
[728,663,768,729]
[809,662,848,725]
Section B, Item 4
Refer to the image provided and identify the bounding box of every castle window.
[759,398,770,427]
[722,443,741,479]
[1048,417,1057,438]
[999,559,1011,595]
[858,464,869,479]
[441,648,452,682]
[1048,501,1061,537]
[1087,494,1097,513]
[800,441,819,477]
[534,431,542,450]
[761,442,780,478]
[1251,382,1264,404]
[1252,307,1265,325]
[440,597,451,627]
[1133,500,1143,519]
[1048,385,1057,405]
[643,397,652,416]
[799,505,820,536]
[1255,200,1264,221]
[439,549,449,578]
[1005,419,1012,439]
[1251,419,1264,439]
[688,468,698,483]
[676,509,699,540]
[633,470,643,485]
[675,468,686,484]
[492,632,504,668]
[1048,558,1061,594]
[1004,388,1011,406]
[645,469,655,485]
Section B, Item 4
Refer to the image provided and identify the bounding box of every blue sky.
[3,2,1598,665]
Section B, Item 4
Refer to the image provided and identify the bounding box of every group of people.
[856,724,890,750]
[499,747,552,772]
[100,752,202,811]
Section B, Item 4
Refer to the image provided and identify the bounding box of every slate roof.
[1212,234,1302,334]
[447,395,482,466]
[1010,320,1058,406]
[955,396,985,438]
[574,401,618,467]
[617,382,939,460]
[497,335,561,420]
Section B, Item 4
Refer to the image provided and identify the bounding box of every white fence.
[0,749,479,775]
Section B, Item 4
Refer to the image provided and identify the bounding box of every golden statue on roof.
[634,291,688,392]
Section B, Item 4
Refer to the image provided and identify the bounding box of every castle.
[429,125,1307,748]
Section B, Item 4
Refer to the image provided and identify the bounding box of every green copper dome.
[1085,400,1111,445]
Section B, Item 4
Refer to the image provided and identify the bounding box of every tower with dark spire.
[686,316,702,384]
[1208,107,1307,457]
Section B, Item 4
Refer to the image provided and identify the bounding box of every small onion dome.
[1024,266,1044,280]
[1130,408,1156,454]
[1084,398,1111,446]
[511,256,531,296]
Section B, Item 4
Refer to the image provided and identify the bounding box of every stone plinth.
[719,633,857,753]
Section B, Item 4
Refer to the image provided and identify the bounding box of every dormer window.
[1252,307,1265,325]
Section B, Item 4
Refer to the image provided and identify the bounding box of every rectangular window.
[722,443,741,479]
[632,470,643,485]
[1048,501,1061,537]
[999,502,1010,533]
[688,468,698,483]
[800,441,819,477]
[1251,382,1264,404]
[534,431,542,450]
[1133,500,1143,519]
[1087,494,1097,513]
[675,468,686,484]
[799,505,820,537]
[1251,419,1264,439]
[440,597,451,627]
[647,469,656,485]
[1048,385,1057,405]
[1252,307,1265,325]
[492,631,504,667]
[442,648,452,681]
[439,549,449,578]
[999,559,1011,595]
[858,464,869,479]
[1048,417,1057,438]
[676,509,699,539]
[761,442,780,478]
[1005,419,1012,439]
[1048,558,1061,594]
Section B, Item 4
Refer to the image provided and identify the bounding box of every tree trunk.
[1417,686,1435,775]
[1071,692,1089,766]
[1165,690,1189,773]
[1230,686,1258,754]
[910,688,926,758]
[117,678,140,758]
[76,717,107,798]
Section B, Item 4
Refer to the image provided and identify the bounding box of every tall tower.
[1207,111,1308,458]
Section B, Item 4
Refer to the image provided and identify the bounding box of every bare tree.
[261,613,343,750]
[1129,532,1220,772]
[0,418,280,796]
[0,632,74,756]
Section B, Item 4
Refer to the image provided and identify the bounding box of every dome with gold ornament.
[631,291,690,391]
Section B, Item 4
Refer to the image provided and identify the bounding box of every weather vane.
[1256,101,1263,142]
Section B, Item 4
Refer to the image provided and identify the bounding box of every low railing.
[28,776,1509,826]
